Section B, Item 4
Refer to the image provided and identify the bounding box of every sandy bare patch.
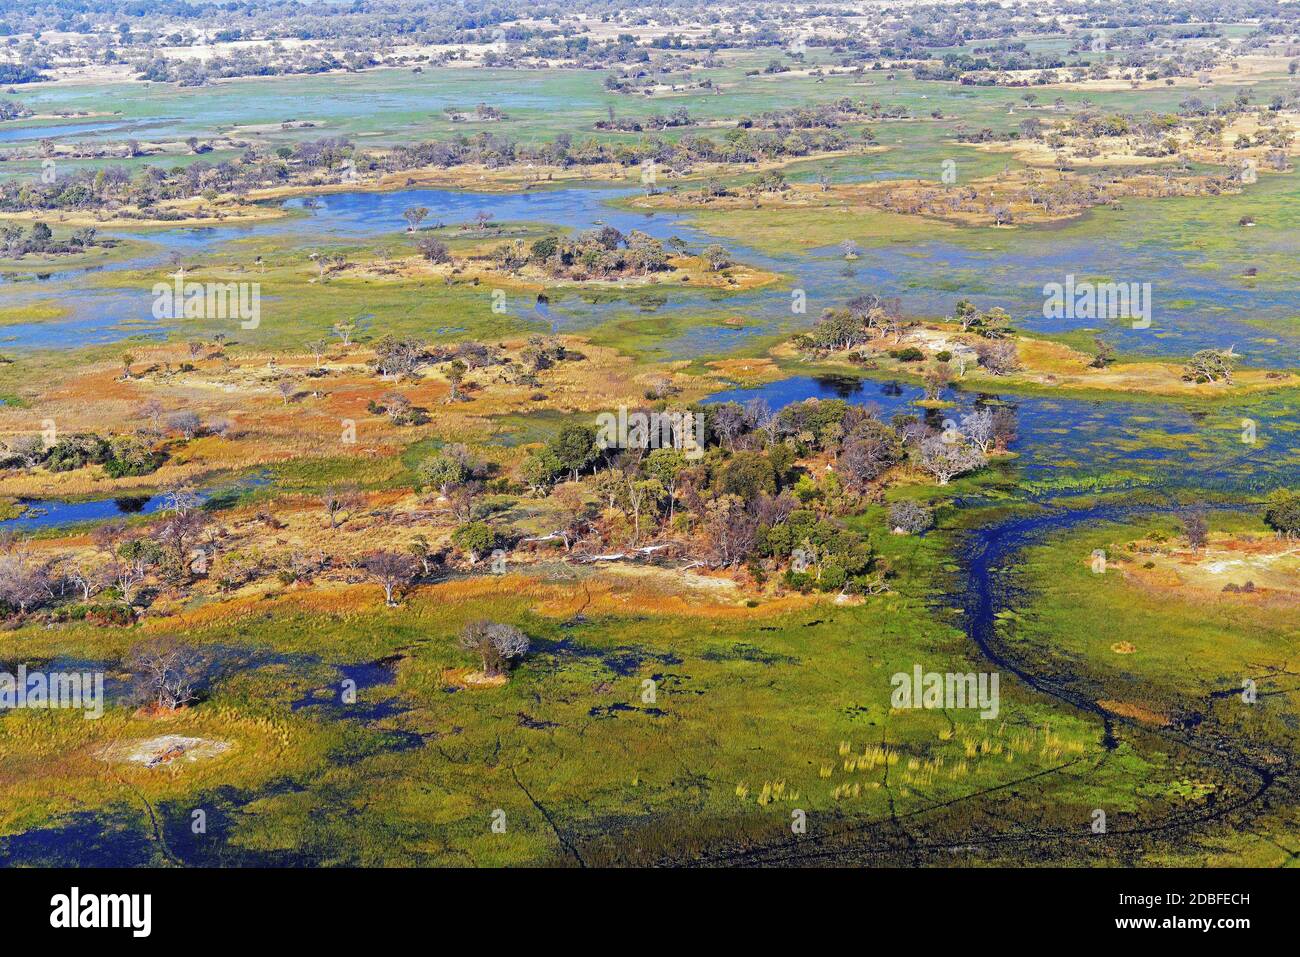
[1127,537,1300,600]
[99,735,232,768]
[442,668,508,689]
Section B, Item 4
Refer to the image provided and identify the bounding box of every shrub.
[1263,489,1300,537]
[888,500,934,534]
[44,433,113,472]
[458,620,530,676]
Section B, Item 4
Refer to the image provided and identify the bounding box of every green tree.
[451,522,498,565]
[522,447,563,494]
[645,448,686,520]
[549,424,599,481]
[719,451,776,500]
[445,359,468,400]
[416,450,469,496]
[1263,489,1300,538]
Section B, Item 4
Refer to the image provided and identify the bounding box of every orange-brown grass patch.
[1098,699,1169,727]
[1120,534,1300,604]
[143,568,816,640]
[0,334,729,498]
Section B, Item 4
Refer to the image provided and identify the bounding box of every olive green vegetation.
[8,491,1288,865]
[999,511,1300,866]
[0,302,71,326]
[0,516,1144,866]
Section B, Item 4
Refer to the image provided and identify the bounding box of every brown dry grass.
[1097,699,1169,727]
[0,334,727,498]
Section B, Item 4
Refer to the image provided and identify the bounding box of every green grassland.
[997,510,1300,866]
[6,51,1293,186]
[0,511,1165,866]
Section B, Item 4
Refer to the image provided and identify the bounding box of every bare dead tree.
[323,484,365,529]
[128,637,207,711]
[363,550,417,606]
[458,620,530,676]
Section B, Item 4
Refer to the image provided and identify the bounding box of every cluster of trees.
[794,294,909,354]
[386,124,864,175]
[594,106,692,132]
[0,488,209,620]
[490,226,674,280]
[927,49,1223,88]
[0,136,355,215]
[793,297,1019,379]
[0,63,45,85]
[739,99,881,131]
[495,393,1009,587]
[0,222,107,259]
[0,430,165,478]
[0,118,870,217]
[917,48,1074,82]
[135,47,374,85]
[951,300,1013,339]
[1018,93,1295,175]
[0,99,33,120]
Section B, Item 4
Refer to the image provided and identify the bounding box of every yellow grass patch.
[774,325,1300,400]
[706,356,784,387]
